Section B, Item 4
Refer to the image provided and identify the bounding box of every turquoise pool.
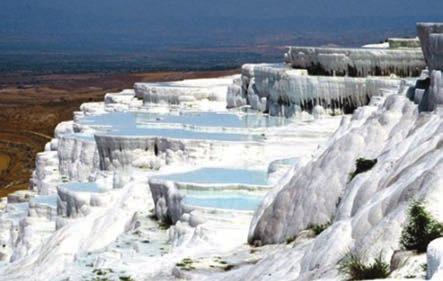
[153,168,268,186]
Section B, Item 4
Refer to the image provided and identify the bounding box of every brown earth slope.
[0,69,238,197]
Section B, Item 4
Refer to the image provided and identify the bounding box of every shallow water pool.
[154,168,268,186]
[31,195,58,208]
[59,182,107,193]
[80,112,269,141]
[182,190,263,211]
[77,111,290,141]
[79,111,290,129]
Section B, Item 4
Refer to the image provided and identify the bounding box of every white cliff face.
[135,76,237,110]
[417,23,443,71]
[284,46,425,77]
[238,63,404,117]
[30,151,60,195]
[58,134,99,182]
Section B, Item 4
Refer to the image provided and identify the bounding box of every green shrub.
[176,258,196,271]
[286,235,296,244]
[349,158,377,181]
[309,222,331,235]
[400,201,443,253]
[338,252,390,280]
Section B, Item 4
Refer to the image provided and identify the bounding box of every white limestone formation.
[226,77,244,108]
[134,76,237,105]
[2,22,443,281]
[239,63,403,117]
[149,179,186,224]
[57,134,99,182]
[284,46,425,77]
[194,89,443,281]
[428,70,443,111]
[417,22,443,71]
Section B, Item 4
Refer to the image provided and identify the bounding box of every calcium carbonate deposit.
[1,22,443,281]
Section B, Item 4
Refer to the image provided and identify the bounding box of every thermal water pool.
[31,195,58,208]
[152,168,269,211]
[154,168,268,186]
[182,190,263,211]
[76,111,292,141]
[58,182,107,193]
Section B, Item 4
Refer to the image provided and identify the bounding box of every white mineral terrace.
[284,45,425,77]
[0,74,343,280]
[1,24,443,281]
[229,63,412,117]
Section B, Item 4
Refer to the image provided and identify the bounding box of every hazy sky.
[1,0,442,53]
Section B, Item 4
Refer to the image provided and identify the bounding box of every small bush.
[176,258,196,271]
[309,222,331,235]
[349,158,377,181]
[286,235,296,244]
[338,252,390,280]
[400,201,443,253]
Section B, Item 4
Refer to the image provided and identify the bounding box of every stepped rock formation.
[229,37,425,117]
[284,46,425,77]
[417,23,443,71]
[229,63,404,117]
[1,22,443,281]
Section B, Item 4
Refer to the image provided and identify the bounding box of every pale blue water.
[154,168,268,186]
[60,182,106,193]
[182,191,262,210]
[5,203,29,221]
[79,111,135,128]
[31,195,58,208]
[80,111,290,129]
[103,127,262,141]
[135,111,292,128]
[80,112,263,141]
[77,111,289,141]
